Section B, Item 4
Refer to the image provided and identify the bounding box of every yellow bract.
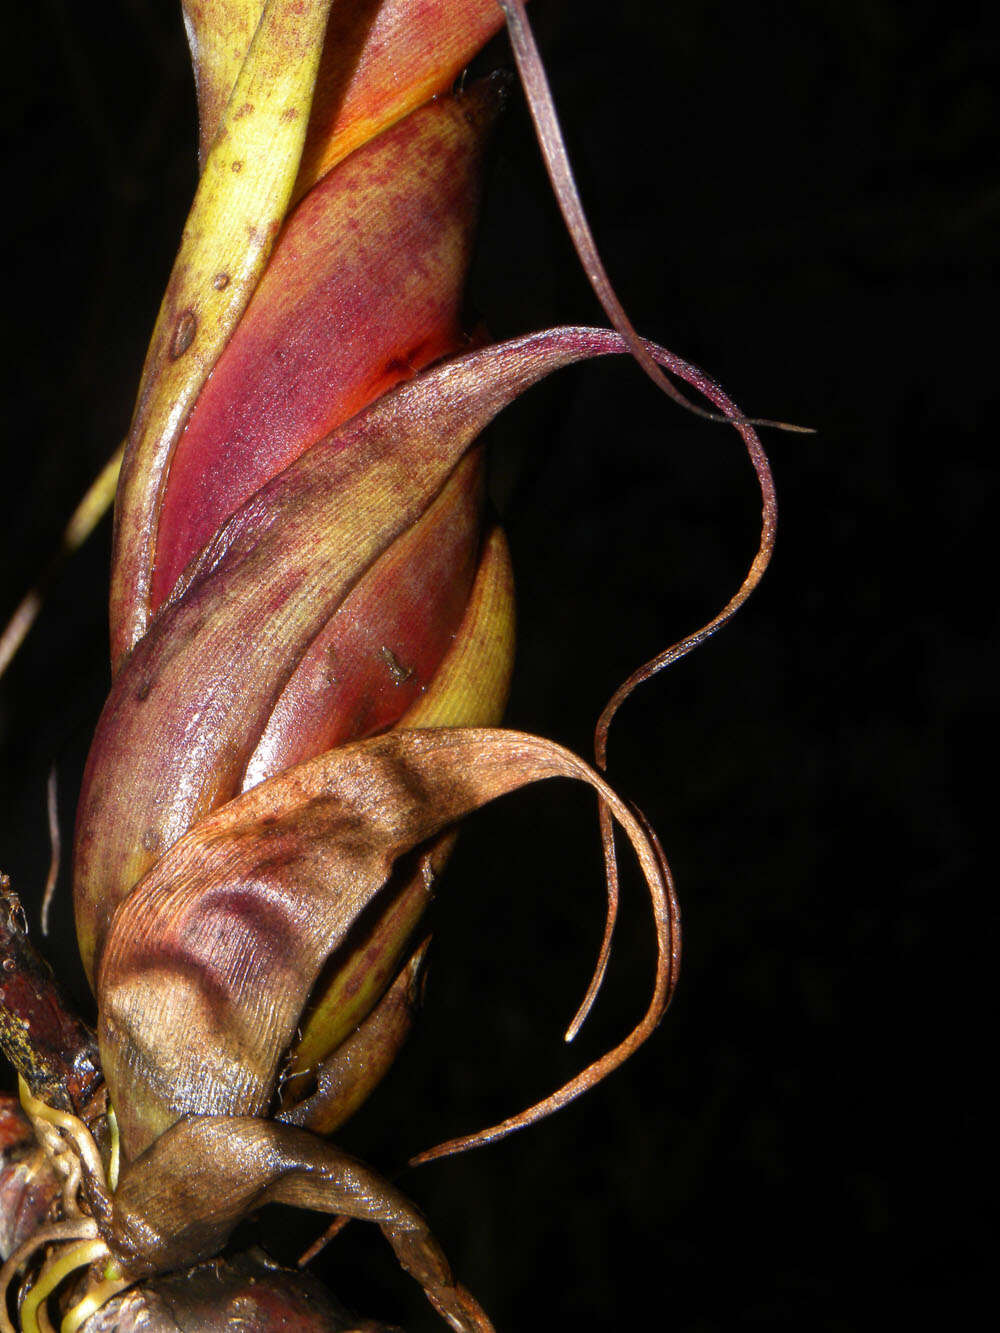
[284,525,515,1087]
[403,526,516,729]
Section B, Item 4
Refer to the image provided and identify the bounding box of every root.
[105,1111,120,1194]
[60,1271,130,1333]
[0,1223,99,1333]
[2,1082,125,1330]
[17,1080,110,1221]
[17,1242,111,1333]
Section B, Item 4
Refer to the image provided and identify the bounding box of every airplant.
[0,2,801,1329]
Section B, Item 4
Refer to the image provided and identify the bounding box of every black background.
[0,1,989,1328]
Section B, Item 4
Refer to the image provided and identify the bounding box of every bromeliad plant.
[1,1,793,1329]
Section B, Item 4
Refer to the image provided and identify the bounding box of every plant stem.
[0,879,101,1116]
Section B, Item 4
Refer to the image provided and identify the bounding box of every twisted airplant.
[0,1,793,1328]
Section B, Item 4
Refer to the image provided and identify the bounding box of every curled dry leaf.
[91,724,679,1326]
[97,727,677,1163]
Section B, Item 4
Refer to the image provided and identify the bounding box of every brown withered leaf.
[96,728,676,1164]
[106,1116,492,1332]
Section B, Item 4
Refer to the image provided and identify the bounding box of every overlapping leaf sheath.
[182,0,504,183]
[76,329,592,986]
[77,3,519,1145]
[79,0,760,1179]
[110,0,338,669]
[99,727,663,1156]
[85,324,725,1164]
[150,81,504,609]
[48,5,777,1324]
[112,0,507,667]
[3,6,778,1329]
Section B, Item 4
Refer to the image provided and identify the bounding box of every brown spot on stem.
[169,310,197,359]
[231,159,244,174]
[234,102,254,119]
[212,272,230,291]
[279,107,299,124]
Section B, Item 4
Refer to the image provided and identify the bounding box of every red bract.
[151,81,504,610]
